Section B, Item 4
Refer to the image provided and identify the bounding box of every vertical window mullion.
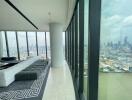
[15,31,20,60]
[67,28,69,63]
[75,8,79,79]
[68,28,70,65]
[70,23,72,69]
[65,31,67,60]
[66,31,68,61]
[78,0,84,96]
[26,32,29,56]
[65,31,66,60]
[69,25,71,67]
[5,31,10,57]
[35,32,39,56]
[88,0,101,100]
[45,32,48,59]
[72,18,75,74]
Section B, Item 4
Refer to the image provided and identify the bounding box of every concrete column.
[0,32,3,59]
[49,23,64,67]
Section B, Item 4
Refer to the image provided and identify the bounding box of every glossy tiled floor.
[42,62,76,100]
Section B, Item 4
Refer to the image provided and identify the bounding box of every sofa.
[0,56,40,87]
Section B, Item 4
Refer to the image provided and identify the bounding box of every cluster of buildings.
[99,36,132,73]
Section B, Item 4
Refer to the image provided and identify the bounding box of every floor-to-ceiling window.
[1,31,7,57]
[17,31,27,60]
[83,0,89,99]
[99,0,132,100]
[28,32,37,57]
[65,0,87,99]
[1,31,50,60]
[7,31,17,58]
[37,32,46,58]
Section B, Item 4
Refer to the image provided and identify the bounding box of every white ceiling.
[0,0,36,31]
[0,0,76,31]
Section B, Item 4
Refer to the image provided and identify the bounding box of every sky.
[100,0,132,44]
[84,0,132,46]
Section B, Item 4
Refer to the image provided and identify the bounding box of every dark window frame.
[35,32,39,56]
[78,0,85,97]
[15,31,20,60]
[45,32,48,59]
[88,0,101,100]
[5,31,10,57]
[65,0,101,100]
[26,31,30,56]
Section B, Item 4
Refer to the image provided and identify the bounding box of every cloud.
[100,15,123,43]
[122,15,132,27]
[102,15,122,26]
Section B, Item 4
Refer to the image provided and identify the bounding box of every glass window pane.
[18,31,27,60]
[99,0,132,100]
[28,32,37,57]
[46,32,51,59]
[83,0,89,99]
[1,31,7,57]
[7,31,17,58]
[37,32,46,58]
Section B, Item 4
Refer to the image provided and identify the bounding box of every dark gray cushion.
[15,71,38,81]
[1,57,16,61]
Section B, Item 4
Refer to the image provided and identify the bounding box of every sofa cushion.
[15,71,38,81]
[1,57,16,61]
